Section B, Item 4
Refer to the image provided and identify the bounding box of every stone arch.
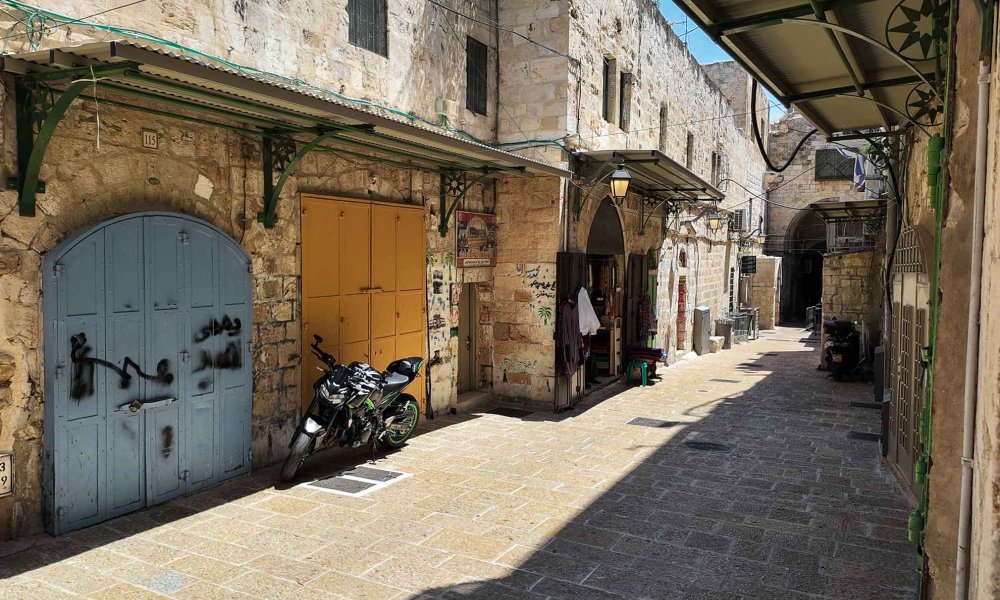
[586,197,625,255]
[780,208,827,322]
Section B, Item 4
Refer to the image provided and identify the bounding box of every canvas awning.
[574,149,724,202]
[671,0,946,134]
[3,40,569,225]
[810,198,886,222]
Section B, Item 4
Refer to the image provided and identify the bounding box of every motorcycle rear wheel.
[385,400,420,448]
[280,431,314,482]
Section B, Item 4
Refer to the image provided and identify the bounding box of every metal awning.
[3,41,568,226]
[671,0,947,134]
[574,149,724,202]
[810,198,886,222]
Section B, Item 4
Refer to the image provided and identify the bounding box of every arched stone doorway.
[42,212,252,534]
[781,210,827,322]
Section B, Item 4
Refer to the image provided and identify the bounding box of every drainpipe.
[955,46,992,600]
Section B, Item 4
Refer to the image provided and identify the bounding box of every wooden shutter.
[466,37,488,115]
[348,0,388,57]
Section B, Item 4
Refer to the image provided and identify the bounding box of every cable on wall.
[751,80,816,173]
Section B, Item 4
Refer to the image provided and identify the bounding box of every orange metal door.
[301,197,343,407]
[339,202,371,366]
[393,207,426,408]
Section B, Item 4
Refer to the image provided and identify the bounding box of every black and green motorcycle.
[280,335,423,482]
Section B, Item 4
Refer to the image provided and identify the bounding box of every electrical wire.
[751,79,816,172]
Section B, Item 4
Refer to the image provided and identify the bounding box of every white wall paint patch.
[194,174,214,200]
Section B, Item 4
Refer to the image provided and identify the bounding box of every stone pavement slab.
[0,328,916,599]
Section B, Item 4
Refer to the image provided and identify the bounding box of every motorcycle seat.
[383,371,409,393]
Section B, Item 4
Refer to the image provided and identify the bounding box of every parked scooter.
[280,335,423,482]
[822,318,860,380]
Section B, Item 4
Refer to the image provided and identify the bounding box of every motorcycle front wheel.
[280,431,314,482]
[385,399,420,448]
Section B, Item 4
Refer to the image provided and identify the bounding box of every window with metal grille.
[731,209,746,232]
[466,36,488,115]
[815,148,854,180]
[619,72,633,131]
[348,0,388,57]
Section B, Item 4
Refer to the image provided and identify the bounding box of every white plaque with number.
[0,452,11,498]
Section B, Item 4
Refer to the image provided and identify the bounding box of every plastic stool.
[626,360,648,386]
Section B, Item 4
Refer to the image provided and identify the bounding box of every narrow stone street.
[0,327,916,600]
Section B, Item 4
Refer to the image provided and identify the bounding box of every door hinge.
[247,448,252,463]
[56,506,65,517]
[54,365,64,379]
[180,469,190,481]
[53,264,64,278]
[178,231,190,245]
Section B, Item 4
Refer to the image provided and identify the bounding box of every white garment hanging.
[578,287,601,335]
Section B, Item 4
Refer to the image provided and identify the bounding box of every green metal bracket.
[11,79,90,216]
[258,131,336,228]
[638,196,682,235]
[438,170,491,237]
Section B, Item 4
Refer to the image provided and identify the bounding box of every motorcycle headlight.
[318,381,345,405]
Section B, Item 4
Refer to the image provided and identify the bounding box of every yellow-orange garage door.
[301,196,426,411]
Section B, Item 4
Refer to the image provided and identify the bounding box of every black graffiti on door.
[193,316,242,343]
[193,342,242,375]
[69,333,175,400]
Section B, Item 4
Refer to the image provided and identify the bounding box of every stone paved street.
[0,328,917,599]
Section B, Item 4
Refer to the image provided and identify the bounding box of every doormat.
[304,466,409,497]
[710,378,741,383]
[628,417,681,428]
[487,407,534,418]
[847,431,881,442]
[683,441,731,452]
[849,401,883,410]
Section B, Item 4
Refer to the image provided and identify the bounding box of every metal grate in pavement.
[847,431,881,442]
[849,402,884,410]
[628,417,681,428]
[305,466,410,497]
[684,441,731,452]
[487,407,534,418]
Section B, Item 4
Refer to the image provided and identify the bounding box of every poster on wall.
[456,211,497,268]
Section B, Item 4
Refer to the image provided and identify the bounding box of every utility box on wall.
[693,306,711,355]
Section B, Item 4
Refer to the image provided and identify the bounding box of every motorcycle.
[822,318,860,380]
[280,334,423,482]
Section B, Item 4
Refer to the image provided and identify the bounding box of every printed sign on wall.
[456,211,497,268]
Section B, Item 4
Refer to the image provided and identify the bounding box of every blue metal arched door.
[42,213,252,534]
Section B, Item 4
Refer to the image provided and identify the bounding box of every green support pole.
[258,130,337,228]
[15,79,91,217]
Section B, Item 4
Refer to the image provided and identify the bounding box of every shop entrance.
[300,195,427,411]
[42,213,252,534]
[583,198,625,391]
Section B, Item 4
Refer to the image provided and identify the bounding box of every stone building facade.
[0,0,773,539]
[765,111,867,322]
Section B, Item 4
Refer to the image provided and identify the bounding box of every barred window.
[348,0,388,57]
[815,148,854,180]
[466,36,488,116]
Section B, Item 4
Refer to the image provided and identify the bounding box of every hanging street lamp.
[609,162,631,204]
[706,209,724,231]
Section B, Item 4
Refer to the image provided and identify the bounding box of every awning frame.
[4,42,567,227]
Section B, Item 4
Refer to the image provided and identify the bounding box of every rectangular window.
[603,57,617,124]
[466,36,488,116]
[711,151,721,186]
[815,148,854,180]
[348,0,388,57]
[658,103,669,152]
[731,209,746,232]
[685,132,694,169]
[619,72,633,131]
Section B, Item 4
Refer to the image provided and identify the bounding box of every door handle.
[361,287,384,294]
[118,397,176,414]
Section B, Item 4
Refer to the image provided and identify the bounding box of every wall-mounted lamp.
[706,209,724,232]
[609,162,631,204]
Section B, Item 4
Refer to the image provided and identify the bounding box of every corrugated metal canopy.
[575,149,724,202]
[671,0,945,134]
[2,40,569,178]
[810,198,886,222]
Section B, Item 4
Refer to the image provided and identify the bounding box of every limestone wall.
[749,256,781,330]
[821,250,879,328]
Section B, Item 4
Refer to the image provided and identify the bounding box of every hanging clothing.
[638,294,652,341]
[578,287,601,336]
[557,299,582,376]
